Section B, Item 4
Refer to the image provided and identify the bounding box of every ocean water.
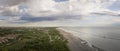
[61,27,120,51]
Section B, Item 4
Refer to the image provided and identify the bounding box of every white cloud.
[0,0,120,27]
[0,0,118,16]
[23,0,118,16]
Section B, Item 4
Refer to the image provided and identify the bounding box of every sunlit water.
[61,27,120,51]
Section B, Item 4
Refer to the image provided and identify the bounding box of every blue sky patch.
[54,0,69,2]
[108,0,120,11]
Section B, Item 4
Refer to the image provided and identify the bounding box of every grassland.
[0,27,69,51]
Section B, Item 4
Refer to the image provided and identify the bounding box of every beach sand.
[56,28,102,51]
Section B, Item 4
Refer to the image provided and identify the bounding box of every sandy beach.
[56,28,103,51]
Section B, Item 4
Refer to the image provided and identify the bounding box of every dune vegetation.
[0,27,69,51]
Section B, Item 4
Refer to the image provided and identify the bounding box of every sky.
[0,0,120,27]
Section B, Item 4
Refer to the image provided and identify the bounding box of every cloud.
[0,8,19,16]
[0,0,118,17]
[0,0,27,17]
[23,0,118,16]
[20,15,57,22]
[0,0,26,6]
[0,0,120,27]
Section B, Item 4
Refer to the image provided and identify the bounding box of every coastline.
[56,28,104,51]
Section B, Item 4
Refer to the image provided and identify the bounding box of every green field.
[0,27,69,51]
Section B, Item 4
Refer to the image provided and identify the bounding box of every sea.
[61,27,120,51]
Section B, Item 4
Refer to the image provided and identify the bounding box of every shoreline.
[56,28,104,51]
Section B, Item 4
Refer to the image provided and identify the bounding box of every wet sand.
[56,28,102,51]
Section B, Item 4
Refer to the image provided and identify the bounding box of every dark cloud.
[20,13,81,21]
[0,0,27,17]
[9,13,82,24]
[0,10,20,16]
[20,14,58,22]
[0,7,4,10]
[0,0,26,6]
[21,16,57,22]
[91,12,120,16]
